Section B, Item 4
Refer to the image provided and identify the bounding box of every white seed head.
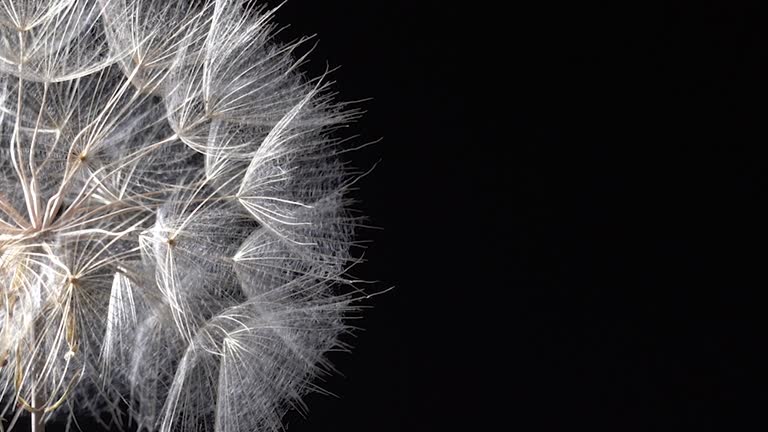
[0,0,364,430]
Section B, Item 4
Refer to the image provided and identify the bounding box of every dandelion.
[0,1,367,431]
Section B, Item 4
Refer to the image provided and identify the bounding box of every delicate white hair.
[0,1,366,431]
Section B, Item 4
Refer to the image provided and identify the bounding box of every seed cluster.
[0,1,362,430]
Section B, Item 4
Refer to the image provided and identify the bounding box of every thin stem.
[30,321,45,432]
[31,399,44,432]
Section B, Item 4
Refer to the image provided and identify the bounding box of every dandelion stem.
[30,319,44,432]
[31,395,44,432]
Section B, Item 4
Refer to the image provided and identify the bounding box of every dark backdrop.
[269,2,767,430]
[26,1,768,431]
[512,1,767,430]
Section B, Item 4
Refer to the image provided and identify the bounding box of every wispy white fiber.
[0,1,364,430]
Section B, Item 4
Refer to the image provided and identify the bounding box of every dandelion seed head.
[0,0,365,430]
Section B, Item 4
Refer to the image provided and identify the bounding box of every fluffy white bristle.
[0,1,363,430]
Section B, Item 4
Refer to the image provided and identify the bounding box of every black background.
[19,0,768,431]
[513,1,767,430]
